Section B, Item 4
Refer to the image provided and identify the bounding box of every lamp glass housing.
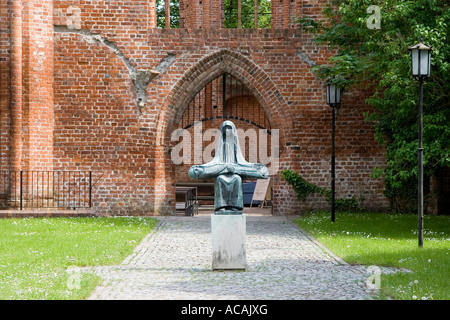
[409,42,431,77]
[326,83,341,105]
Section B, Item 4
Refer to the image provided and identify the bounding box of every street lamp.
[408,39,432,248]
[326,79,342,223]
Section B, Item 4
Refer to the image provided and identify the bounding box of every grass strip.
[0,217,157,299]
[294,211,449,300]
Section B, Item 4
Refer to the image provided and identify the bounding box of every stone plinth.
[211,214,246,270]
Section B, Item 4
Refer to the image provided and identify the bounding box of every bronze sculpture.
[189,120,268,214]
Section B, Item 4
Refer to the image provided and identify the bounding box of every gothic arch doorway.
[151,49,291,215]
[173,72,275,214]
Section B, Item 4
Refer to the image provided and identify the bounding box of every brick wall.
[1,0,54,173]
[22,0,54,171]
[0,0,10,172]
[0,0,392,215]
[145,29,388,214]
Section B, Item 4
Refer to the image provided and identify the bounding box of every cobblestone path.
[86,215,380,300]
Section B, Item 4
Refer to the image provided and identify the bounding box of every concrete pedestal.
[211,214,246,270]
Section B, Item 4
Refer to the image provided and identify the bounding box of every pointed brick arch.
[151,49,292,214]
[157,49,291,147]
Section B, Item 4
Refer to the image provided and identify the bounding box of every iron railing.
[0,171,96,210]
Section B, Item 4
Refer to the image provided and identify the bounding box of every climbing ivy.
[281,169,326,201]
[281,169,361,212]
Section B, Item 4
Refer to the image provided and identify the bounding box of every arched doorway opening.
[152,49,291,215]
[173,72,275,214]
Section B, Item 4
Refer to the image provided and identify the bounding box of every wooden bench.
[176,182,214,209]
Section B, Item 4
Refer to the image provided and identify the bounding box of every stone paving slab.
[85,215,387,300]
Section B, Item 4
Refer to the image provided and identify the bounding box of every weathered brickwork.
[0,0,391,215]
[1,0,54,173]
[0,0,10,172]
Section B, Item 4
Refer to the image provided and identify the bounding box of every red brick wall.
[180,0,224,29]
[1,0,54,172]
[146,29,388,214]
[53,32,157,215]
[0,0,11,172]
[0,0,391,215]
[22,0,54,171]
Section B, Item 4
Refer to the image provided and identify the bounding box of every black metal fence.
[0,171,94,210]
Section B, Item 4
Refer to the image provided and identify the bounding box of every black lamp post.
[408,39,432,248]
[326,80,342,223]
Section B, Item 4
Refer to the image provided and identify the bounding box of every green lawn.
[294,211,450,300]
[0,217,157,300]
[2,213,448,300]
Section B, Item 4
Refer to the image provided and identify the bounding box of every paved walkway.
[86,214,383,300]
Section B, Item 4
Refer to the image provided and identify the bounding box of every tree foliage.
[156,0,272,29]
[156,0,180,28]
[298,0,450,212]
[224,0,272,29]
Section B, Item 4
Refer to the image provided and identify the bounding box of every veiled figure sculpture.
[189,120,269,214]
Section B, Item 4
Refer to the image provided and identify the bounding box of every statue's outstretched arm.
[188,164,228,179]
[234,164,269,180]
